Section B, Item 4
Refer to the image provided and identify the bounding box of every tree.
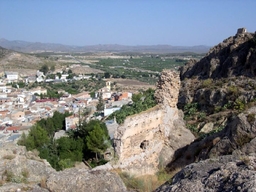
[104,72,111,78]
[50,65,55,72]
[90,92,95,98]
[57,137,83,162]
[96,93,104,111]
[40,64,49,75]
[52,111,65,131]
[18,124,49,151]
[86,125,109,161]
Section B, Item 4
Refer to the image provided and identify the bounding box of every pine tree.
[86,124,109,161]
[96,92,104,111]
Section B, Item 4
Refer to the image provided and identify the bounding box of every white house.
[65,115,79,131]
[61,74,69,81]
[36,70,45,82]
[104,106,121,116]
[5,72,18,82]
[30,87,47,95]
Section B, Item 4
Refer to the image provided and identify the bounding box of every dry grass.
[112,168,181,192]
[40,177,47,189]
[2,154,15,160]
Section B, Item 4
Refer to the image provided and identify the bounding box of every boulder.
[155,155,256,192]
[200,122,214,134]
[46,169,127,192]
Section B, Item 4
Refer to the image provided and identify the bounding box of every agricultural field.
[34,52,204,85]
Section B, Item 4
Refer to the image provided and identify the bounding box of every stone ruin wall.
[154,69,181,108]
[112,70,191,175]
[114,106,164,174]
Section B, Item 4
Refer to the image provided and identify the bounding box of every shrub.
[184,103,198,117]
[214,106,222,113]
[247,113,256,124]
[227,85,240,100]
[40,177,47,189]
[2,170,14,182]
[198,112,207,120]
[2,155,15,160]
[201,79,213,88]
[119,172,144,191]
[21,168,29,179]
[233,99,245,111]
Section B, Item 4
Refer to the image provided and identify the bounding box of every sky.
[0,0,255,46]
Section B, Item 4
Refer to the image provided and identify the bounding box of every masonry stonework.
[111,70,195,175]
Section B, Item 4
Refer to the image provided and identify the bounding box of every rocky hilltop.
[180,28,256,79]
[178,29,256,125]
[154,28,256,191]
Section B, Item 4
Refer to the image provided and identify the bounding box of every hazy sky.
[0,1,255,46]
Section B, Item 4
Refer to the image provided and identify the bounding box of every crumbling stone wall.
[112,70,194,175]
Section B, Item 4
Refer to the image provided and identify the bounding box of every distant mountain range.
[0,38,210,54]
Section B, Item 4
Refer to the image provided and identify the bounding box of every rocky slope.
[155,155,256,192]
[0,143,127,192]
[180,29,256,79]
[154,28,256,191]
[178,29,256,130]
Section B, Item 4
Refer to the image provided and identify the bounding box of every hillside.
[180,29,256,79]
[154,28,256,191]
[178,29,256,127]
[0,46,45,75]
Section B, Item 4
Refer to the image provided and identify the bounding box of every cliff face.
[110,70,194,175]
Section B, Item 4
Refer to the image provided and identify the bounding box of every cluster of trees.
[108,88,157,124]
[18,111,111,170]
[40,64,55,75]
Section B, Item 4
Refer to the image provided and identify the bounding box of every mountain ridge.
[0,38,210,53]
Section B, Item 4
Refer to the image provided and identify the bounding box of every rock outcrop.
[166,107,256,172]
[155,106,256,191]
[178,29,256,131]
[0,143,127,192]
[46,169,126,192]
[155,155,256,192]
[155,29,256,192]
[180,30,256,79]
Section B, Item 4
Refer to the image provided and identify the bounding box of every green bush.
[184,102,198,117]
[233,99,245,111]
[108,88,156,124]
[201,79,213,88]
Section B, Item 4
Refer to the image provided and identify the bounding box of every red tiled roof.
[6,126,20,131]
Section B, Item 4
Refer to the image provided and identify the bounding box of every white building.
[30,87,47,95]
[65,115,79,131]
[36,70,45,82]
[5,71,18,82]
[104,107,121,116]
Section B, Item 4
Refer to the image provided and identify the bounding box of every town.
[0,67,133,144]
